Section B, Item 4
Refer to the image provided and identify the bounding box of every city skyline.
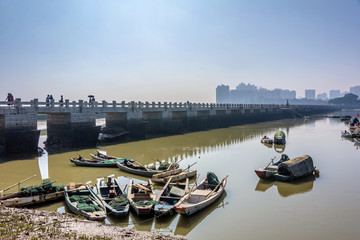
[1,1,360,103]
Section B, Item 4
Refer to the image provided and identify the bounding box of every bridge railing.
[0,99,334,112]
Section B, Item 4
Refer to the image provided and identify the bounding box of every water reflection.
[274,144,286,153]
[255,175,316,197]
[174,191,228,236]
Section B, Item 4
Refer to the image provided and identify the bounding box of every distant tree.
[328,93,360,108]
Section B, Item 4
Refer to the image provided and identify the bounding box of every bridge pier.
[46,113,100,148]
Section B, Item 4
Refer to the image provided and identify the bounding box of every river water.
[1,111,360,240]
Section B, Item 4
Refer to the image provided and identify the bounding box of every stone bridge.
[0,98,337,155]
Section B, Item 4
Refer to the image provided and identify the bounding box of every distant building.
[216,85,230,103]
[317,93,328,101]
[216,83,296,104]
[350,86,360,98]
[329,90,340,99]
[305,89,315,100]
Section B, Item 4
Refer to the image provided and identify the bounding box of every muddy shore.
[0,207,184,240]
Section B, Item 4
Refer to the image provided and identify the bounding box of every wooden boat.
[70,156,129,167]
[152,169,197,184]
[90,150,134,163]
[274,155,317,182]
[173,173,228,216]
[354,136,360,144]
[273,130,286,145]
[154,178,189,215]
[260,136,273,144]
[255,154,290,179]
[128,179,156,216]
[327,115,340,118]
[0,179,64,207]
[96,177,130,217]
[341,115,352,121]
[116,160,178,177]
[64,183,107,221]
[341,131,354,138]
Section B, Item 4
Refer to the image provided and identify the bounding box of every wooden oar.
[184,162,197,171]
[0,174,37,193]
[264,156,276,169]
[182,174,199,203]
[206,175,228,199]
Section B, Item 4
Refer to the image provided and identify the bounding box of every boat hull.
[117,162,163,177]
[0,191,64,207]
[255,169,277,179]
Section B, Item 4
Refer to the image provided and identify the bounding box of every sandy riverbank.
[0,207,184,240]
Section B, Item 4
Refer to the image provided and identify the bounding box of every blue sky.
[1,0,359,102]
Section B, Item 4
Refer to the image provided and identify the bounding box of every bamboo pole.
[205,175,228,199]
[1,174,37,193]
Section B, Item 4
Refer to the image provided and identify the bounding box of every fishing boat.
[341,130,354,138]
[274,155,317,182]
[255,154,290,179]
[152,169,197,184]
[128,179,156,216]
[95,176,130,217]
[90,150,134,162]
[154,178,189,215]
[0,179,65,207]
[173,172,228,216]
[260,136,273,144]
[273,131,286,145]
[116,160,178,177]
[70,156,130,167]
[64,183,107,221]
[341,115,352,121]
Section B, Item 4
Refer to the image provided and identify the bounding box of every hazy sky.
[1,0,360,102]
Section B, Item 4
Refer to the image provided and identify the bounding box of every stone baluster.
[65,100,69,108]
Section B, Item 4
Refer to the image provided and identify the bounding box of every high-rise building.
[350,86,360,98]
[216,85,230,103]
[329,90,341,99]
[305,89,315,100]
[317,93,328,101]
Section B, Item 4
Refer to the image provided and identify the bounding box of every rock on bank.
[0,207,183,240]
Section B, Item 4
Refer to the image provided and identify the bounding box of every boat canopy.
[274,131,286,139]
[277,155,314,177]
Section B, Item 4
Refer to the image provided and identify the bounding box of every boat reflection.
[153,212,179,234]
[255,175,316,197]
[129,212,154,232]
[174,191,228,236]
[261,142,273,148]
[274,144,285,153]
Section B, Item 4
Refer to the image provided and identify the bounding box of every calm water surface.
[1,112,360,240]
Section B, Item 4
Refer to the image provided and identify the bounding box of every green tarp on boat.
[277,155,315,178]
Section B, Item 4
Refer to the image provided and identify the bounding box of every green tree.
[328,93,360,108]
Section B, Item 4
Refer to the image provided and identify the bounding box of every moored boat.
[116,160,178,177]
[96,177,130,217]
[255,154,290,179]
[341,115,352,121]
[64,183,107,221]
[274,155,317,182]
[0,179,65,207]
[70,156,129,167]
[273,130,286,145]
[154,178,189,215]
[341,130,354,138]
[152,168,197,184]
[260,136,273,144]
[128,179,156,216]
[173,172,228,216]
[90,150,135,163]
[354,136,360,144]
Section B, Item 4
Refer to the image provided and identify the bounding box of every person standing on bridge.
[5,93,14,106]
[59,95,64,107]
[46,95,50,107]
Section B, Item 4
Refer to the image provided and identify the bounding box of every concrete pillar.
[105,112,128,129]
[46,112,99,148]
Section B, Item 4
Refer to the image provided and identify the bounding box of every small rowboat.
[116,161,178,177]
[341,115,352,121]
[90,150,134,162]
[261,136,273,144]
[64,183,107,221]
[96,177,130,217]
[70,156,130,167]
[154,178,189,215]
[174,173,228,216]
[152,169,197,184]
[341,131,354,138]
[255,154,290,179]
[354,137,360,144]
[128,179,156,216]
